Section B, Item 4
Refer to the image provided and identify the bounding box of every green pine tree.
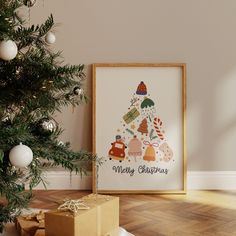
[0,0,95,232]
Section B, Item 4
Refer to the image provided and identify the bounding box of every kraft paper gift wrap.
[15,213,45,236]
[45,194,119,236]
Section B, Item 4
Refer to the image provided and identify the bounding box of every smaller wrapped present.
[15,211,45,236]
[45,194,119,236]
[123,107,140,124]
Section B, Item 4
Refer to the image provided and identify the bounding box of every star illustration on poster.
[108,81,174,163]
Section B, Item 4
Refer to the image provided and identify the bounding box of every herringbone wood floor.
[30,190,236,236]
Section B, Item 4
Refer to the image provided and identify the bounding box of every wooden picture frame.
[92,63,186,194]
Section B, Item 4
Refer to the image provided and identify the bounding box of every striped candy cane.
[153,117,164,140]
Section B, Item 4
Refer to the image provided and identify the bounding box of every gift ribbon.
[143,140,159,147]
[58,199,90,214]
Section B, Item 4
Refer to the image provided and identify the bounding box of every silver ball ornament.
[9,143,33,168]
[0,40,18,61]
[40,118,57,133]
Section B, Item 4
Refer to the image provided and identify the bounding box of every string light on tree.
[0,40,18,61]
[45,32,56,44]
[9,143,33,168]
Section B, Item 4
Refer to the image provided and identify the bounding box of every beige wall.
[30,0,236,171]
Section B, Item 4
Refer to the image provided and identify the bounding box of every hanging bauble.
[0,40,18,61]
[45,32,56,44]
[23,0,37,7]
[38,117,58,135]
[73,86,83,96]
[9,143,33,168]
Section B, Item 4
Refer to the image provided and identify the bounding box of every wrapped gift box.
[45,206,97,236]
[45,194,119,236]
[15,211,45,236]
[81,194,119,236]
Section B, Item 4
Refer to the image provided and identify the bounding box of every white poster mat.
[93,64,186,192]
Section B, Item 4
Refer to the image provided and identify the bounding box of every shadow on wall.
[54,66,93,153]
[188,59,236,171]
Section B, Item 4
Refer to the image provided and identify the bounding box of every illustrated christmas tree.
[0,0,94,232]
[108,81,173,163]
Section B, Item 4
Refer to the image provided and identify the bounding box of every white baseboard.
[32,171,236,190]
[187,171,236,190]
[33,171,92,190]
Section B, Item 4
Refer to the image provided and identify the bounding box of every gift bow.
[58,199,90,213]
[143,140,159,147]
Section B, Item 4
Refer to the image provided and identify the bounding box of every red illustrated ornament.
[136,81,147,95]
[108,135,126,162]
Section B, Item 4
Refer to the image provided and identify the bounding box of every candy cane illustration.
[153,117,165,140]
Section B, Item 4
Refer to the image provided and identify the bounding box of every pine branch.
[38,14,54,37]
[0,1,95,232]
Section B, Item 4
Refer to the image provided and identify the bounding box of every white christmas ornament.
[9,143,33,168]
[45,32,56,44]
[0,40,18,61]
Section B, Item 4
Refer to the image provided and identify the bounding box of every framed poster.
[92,63,186,194]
